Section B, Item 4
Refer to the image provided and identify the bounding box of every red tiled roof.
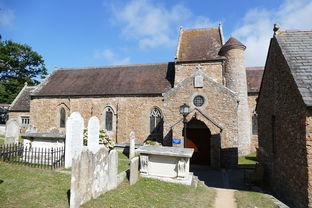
[33,63,175,97]
[246,67,264,93]
[176,28,223,61]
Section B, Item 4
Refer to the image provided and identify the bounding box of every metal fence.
[0,143,65,169]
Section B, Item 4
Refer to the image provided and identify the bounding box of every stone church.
[9,25,263,167]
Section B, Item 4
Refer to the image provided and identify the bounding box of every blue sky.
[1,0,312,73]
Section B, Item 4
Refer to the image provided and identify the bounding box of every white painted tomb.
[136,146,194,185]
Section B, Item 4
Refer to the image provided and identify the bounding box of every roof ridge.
[57,62,172,71]
[182,27,218,31]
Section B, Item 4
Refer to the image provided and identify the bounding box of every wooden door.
[186,128,211,165]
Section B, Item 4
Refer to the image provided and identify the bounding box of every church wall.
[163,75,239,167]
[30,96,163,144]
[248,94,259,152]
[174,62,223,85]
[8,111,31,133]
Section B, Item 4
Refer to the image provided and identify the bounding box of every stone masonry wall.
[306,110,312,208]
[223,48,251,155]
[163,72,239,167]
[30,96,163,144]
[257,38,309,208]
[174,62,223,85]
[248,94,259,152]
[8,111,31,133]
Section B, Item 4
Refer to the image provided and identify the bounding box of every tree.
[0,38,47,103]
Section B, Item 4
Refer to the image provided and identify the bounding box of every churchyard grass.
[0,134,4,145]
[83,177,216,208]
[118,152,130,173]
[0,161,71,208]
[238,153,257,165]
[235,190,278,208]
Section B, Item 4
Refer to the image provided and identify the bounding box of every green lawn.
[118,152,130,173]
[0,161,216,208]
[84,178,216,208]
[0,139,4,145]
[238,153,257,166]
[0,161,71,208]
[235,190,278,208]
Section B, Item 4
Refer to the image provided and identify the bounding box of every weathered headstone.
[130,156,139,185]
[87,116,100,154]
[129,131,136,159]
[70,147,110,208]
[92,147,109,199]
[5,119,20,143]
[65,112,84,168]
[108,149,118,190]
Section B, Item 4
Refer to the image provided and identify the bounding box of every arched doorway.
[185,118,211,165]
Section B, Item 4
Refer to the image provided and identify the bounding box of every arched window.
[103,106,115,132]
[150,107,163,137]
[60,107,66,128]
[105,108,113,131]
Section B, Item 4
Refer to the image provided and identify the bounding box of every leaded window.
[193,95,205,107]
[21,116,30,125]
[150,108,163,136]
[105,108,113,131]
[60,108,66,128]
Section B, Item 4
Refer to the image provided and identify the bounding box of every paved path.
[214,188,237,208]
[190,166,247,208]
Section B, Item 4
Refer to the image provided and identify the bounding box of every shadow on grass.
[245,156,257,162]
[238,164,256,169]
[67,189,71,206]
[0,179,3,184]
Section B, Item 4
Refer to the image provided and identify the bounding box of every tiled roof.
[276,30,312,105]
[219,37,246,55]
[176,28,223,61]
[246,67,264,93]
[33,63,175,97]
[10,85,36,112]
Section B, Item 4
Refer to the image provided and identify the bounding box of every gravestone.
[65,112,84,168]
[71,147,115,208]
[5,119,20,143]
[130,156,139,185]
[129,131,136,159]
[88,116,100,154]
[108,149,118,190]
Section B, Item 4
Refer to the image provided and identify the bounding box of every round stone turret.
[220,37,251,155]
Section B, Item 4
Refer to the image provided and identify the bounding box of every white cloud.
[94,49,131,65]
[0,7,14,26]
[109,0,217,49]
[234,0,312,66]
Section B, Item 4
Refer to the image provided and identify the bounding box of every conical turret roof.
[219,37,246,55]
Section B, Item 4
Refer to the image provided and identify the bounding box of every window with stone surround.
[21,116,30,126]
[103,106,115,132]
[193,95,205,107]
[252,113,258,135]
[60,107,66,128]
[150,107,163,137]
[271,115,276,154]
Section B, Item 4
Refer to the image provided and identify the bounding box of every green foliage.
[0,39,47,103]
[83,128,115,150]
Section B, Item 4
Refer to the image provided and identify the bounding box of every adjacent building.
[257,28,312,207]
